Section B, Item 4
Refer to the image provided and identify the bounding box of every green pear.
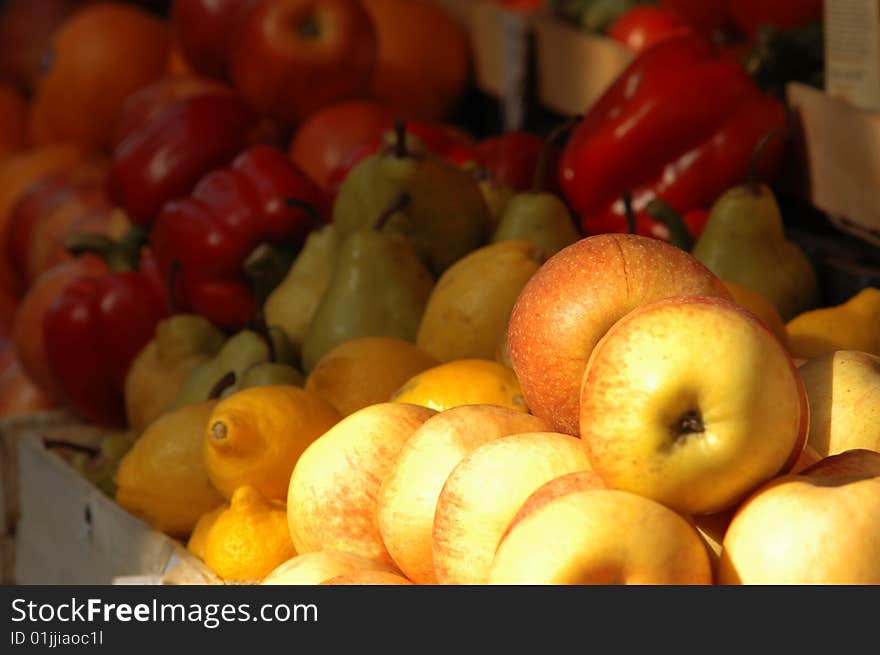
[301,199,435,373]
[172,326,296,408]
[263,223,339,362]
[333,123,491,275]
[691,184,820,321]
[492,191,581,259]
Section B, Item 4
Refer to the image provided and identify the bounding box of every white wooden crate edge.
[787,82,880,247]
[13,428,212,585]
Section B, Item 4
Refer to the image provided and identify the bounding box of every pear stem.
[284,198,324,226]
[746,123,790,195]
[394,119,408,159]
[531,114,583,194]
[207,371,237,401]
[373,192,411,231]
[622,191,637,234]
[644,199,694,251]
[166,260,181,315]
[43,439,100,457]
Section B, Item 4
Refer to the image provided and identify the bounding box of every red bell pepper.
[43,239,170,428]
[150,145,331,331]
[107,91,258,227]
[559,34,788,240]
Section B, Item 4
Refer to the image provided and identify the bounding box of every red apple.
[507,234,731,436]
[229,0,378,126]
[0,0,75,94]
[170,0,260,80]
[471,132,552,193]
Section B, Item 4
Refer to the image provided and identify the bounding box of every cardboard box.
[5,418,215,585]
[824,0,880,111]
[787,82,880,247]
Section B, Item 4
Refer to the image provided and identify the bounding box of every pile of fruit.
[0,0,878,585]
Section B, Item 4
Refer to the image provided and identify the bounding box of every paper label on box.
[825,0,880,110]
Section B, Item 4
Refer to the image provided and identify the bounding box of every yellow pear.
[416,240,544,362]
[786,287,880,360]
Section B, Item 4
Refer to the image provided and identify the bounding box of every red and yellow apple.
[717,449,880,584]
[797,350,880,456]
[579,295,809,516]
[261,550,398,585]
[507,233,731,436]
[376,404,551,584]
[286,402,435,568]
[431,431,593,585]
[488,489,713,585]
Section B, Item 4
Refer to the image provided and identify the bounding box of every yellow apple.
[431,431,593,585]
[376,404,551,584]
[507,233,731,435]
[580,295,809,516]
[487,489,713,585]
[261,550,398,585]
[717,449,880,584]
[286,402,436,567]
[797,350,880,456]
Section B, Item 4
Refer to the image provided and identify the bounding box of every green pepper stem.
[621,191,637,235]
[531,114,583,194]
[645,199,694,251]
[64,230,142,274]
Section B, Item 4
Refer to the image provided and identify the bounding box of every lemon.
[204,385,342,501]
[202,485,296,582]
[391,358,529,413]
[115,401,224,538]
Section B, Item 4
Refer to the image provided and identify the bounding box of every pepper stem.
[64,227,146,274]
[645,199,694,251]
[622,191,637,235]
[531,114,583,194]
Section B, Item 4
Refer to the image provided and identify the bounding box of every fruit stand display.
[0,0,879,587]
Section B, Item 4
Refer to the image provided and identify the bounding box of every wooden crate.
[3,415,217,585]
[531,10,634,117]
[786,82,880,248]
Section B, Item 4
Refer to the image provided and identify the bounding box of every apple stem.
[373,192,411,231]
[676,411,705,436]
[622,191,637,234]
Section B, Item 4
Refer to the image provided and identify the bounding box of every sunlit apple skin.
[488,489,713,585]
[507,234,731,436]
[797,350,880,457]
[717,449,880,585]
[579,295,809,516]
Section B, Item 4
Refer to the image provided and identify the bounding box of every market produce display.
[1,0,879,587]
